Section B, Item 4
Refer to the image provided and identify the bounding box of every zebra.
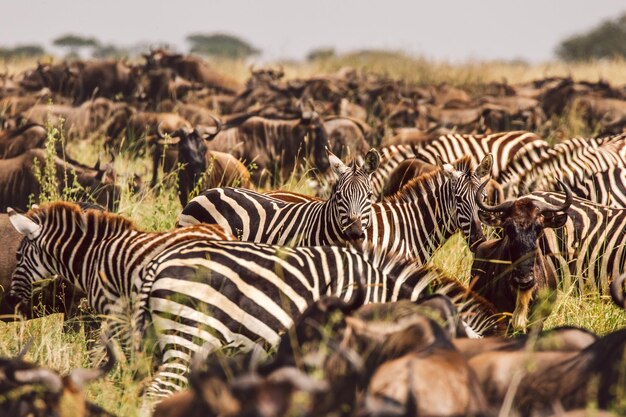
[177,149,381,246]
[569,167,626,209]
[509,134,626,199]
[267,154,493,263]
[7,202,501,399]
[369,131,549,200]
[518,191,626,295]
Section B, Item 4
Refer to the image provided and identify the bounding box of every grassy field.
[1,55,626,416]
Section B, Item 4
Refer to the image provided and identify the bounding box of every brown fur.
[0,123,47,158]
[0,149,120,212]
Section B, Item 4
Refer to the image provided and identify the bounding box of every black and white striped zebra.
[509,134,626,202]
[570,167,626,209]
[7,202,501,400]
[178,149,381,246]
[268,154,492,263]
[370,131,549,200]
[523,191,626,295]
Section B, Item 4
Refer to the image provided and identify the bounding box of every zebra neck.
[387,177,457,260]
[320,196,348,244]
[58,228,155,312]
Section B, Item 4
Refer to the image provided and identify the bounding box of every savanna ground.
[1,54,626,416]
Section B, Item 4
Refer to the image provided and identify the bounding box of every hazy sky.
[2,1,625,62]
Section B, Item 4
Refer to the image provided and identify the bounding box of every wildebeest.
[0,335,117,417]
[469,329,626,416]
[199,112,331,185]
[18,61,76,95]
[67,59,140,103]
[0,122,47,158]
[355,314,490,417]
[154,122,251,206]
[0,149,120,212]
[106,107,193,155]
[144,49,243,95]
[21,98,125,139]
[138,67,200,108]
[471,179,572,331]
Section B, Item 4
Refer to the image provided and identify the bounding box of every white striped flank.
[151,276,286,344]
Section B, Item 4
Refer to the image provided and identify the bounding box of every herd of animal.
[1,50,626,416]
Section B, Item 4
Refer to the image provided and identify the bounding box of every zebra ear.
[8,208,42,239]
[362,149,380,175]
[475,154,493,178]
[327,147,348,175]
[436,155,457,180]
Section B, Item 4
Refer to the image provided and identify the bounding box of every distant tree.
[307,47,336,62]
[556,14,626,61]
[53,34,99,58]
[0,44,46,60]
[186,33,259,59]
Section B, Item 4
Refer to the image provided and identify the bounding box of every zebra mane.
[29,201,137,232]
[384,155,474,204]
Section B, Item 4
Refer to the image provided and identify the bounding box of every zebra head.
[7,208,53,302]
[436,154,492,251]
[328,148,380,244]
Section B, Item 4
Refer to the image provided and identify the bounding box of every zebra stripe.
[178,150,380,246]
[511,134,626,199]
[524,191,626,294]
[571,167,626,209]
[267,155,491,263]
[369,131,548,199]
[9,202,501,399]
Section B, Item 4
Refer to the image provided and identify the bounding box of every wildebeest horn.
[157,123,186,140]
[475,178,514,213]
[94,153,101,171]
[335,274,365,314]
[13,368,64,394]
[156,122,167,139]
[68,331,116,389]
[266,367,329,392]
[202,114,223,140]
[610,274,626,309]
[538,178,572,214]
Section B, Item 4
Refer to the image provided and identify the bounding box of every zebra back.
[370,131,548,200]
[513,134,626,199]
[178,149,380,247]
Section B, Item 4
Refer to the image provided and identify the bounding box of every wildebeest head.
[83,157,121,212]
[299,100,331,174]
[328,148,380,245]
[474,178,571,330]
[436,154,492,251]
[0,333,116,417]
[157,116,222,205]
